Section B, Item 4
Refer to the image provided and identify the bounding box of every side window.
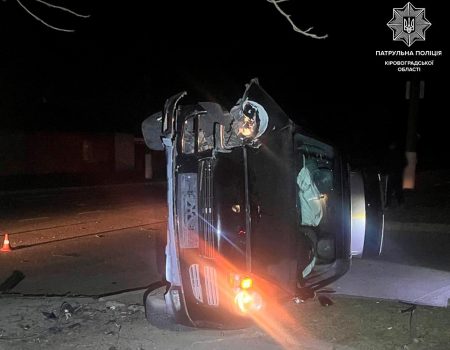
[294,134,336,228]
[181,116,214,154]
[182,118,195,154]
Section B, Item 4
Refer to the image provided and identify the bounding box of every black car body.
[142,79,384,328]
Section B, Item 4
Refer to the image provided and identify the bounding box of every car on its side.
[142,79,384,328]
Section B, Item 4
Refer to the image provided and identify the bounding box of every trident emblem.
[403,17,415,34]
[387,3,431,47]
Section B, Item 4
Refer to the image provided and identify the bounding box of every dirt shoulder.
[1,290,449,350]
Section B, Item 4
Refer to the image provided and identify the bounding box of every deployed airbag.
[297,163,323,227]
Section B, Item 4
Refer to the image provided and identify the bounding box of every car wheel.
[144,283,173,328]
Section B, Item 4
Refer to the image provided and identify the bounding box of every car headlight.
[229,274,263,314]
[238,115,257,138]
[230,100,268,142]
[234,290,263,313]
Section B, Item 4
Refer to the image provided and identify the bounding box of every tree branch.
[267,0,328,39]
[15,0,90,32]
[33,0,90,18]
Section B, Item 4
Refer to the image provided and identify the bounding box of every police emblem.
[387,2,431,47]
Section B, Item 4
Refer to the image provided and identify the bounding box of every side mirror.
[142,112,164,151]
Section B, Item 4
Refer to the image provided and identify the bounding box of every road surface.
[1,182,450,349]
[1,182,450,306]
[0,183,167,295]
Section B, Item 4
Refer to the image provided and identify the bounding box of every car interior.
[294,133,339,282]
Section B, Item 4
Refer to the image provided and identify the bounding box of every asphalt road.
[1,182,450,305]
[1,182,450,350]
[0,183,167,295]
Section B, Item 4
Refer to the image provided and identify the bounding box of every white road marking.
[19,217,50,222]
[77,210,106,215]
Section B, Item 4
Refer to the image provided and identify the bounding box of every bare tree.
[267,0,327,39]
[15,0,90,32]
[13,0,325,37]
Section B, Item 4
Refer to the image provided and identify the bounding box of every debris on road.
[60,302,75,320]
[318,295,334,307]
[0,270,25,292]
[42,311,57,320]
[104,301,126,310]
[0,293,450,349]
[127,304,145,313]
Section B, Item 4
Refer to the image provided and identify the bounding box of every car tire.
[155,232,166,281]
[144,283,173,328]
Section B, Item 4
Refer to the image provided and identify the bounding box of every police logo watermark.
[387,2,431,47]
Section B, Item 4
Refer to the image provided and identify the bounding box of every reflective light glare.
[179,236,308,348]
[229,273,241,288]
[238,116,256,137]
[234,290,262,313]
[240,277,253,290]
[197,213,244,254]
[352,212,366,220]
[239,126,253,137]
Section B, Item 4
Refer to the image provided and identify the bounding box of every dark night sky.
[0,0,448,168]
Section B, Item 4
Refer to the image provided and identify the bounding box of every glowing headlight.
[240,277,253,290]
[234,290,263,313]
[237,115,257,138]
[229,274,263,313]
[229,100,268,143]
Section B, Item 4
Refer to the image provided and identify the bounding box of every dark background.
[0,0,447,169]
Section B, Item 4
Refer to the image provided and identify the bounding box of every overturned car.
[142,79,383,328]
